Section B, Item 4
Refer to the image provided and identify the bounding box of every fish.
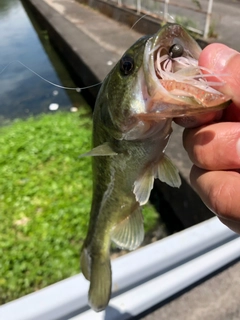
[80,23,230,312]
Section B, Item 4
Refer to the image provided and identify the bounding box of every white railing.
[109,0,214,38]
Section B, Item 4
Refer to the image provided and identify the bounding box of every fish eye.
[120,55,134,76]
[169,44,184,58]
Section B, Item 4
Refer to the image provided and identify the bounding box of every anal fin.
[111,208,144,251]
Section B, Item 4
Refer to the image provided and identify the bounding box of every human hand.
[180,43,240,233]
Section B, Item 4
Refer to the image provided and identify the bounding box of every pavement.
[25,0,240,319]
[140,260,240,320]
[210,0,240,50]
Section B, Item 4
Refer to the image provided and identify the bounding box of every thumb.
[199,43,240,107]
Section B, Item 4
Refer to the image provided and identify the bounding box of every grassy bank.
[0,111,159,304]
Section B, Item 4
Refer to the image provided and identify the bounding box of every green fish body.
[80,24,229,312]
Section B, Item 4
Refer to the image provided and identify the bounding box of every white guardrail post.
[124,0,213,38]
[136,0,141,14]
[204,0,214,38]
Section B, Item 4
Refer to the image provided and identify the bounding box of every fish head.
[142,23,231,117]
[96,34,151,139]
[96,24,230,139]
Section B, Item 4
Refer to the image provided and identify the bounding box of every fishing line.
[0,60,102,92]
[130,10,174,31]
[130,14,148,30]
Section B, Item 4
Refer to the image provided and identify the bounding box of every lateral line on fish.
[0,60,102,92]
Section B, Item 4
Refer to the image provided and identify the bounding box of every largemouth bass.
[80,23,229,312]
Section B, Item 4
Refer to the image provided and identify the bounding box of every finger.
[183,122,240,170]
[218,216,240,234]
[174,110,222,128]
[174,44,240,128]
[222,102,240,122]
[190,166,240,226]
[199,43,240,107]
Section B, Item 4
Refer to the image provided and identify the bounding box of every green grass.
[0,110,159,304]
[0,110,93,303]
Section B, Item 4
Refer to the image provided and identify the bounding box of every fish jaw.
[140,23,231,118]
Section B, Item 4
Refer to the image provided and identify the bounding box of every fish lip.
[142,24,230,118]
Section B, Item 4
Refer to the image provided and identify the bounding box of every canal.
[0,0,88,121]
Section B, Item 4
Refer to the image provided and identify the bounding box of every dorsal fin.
[111,208,144,251]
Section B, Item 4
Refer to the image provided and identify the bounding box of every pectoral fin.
[156,154,181,187]
[79,142,118,157]
[111,208,144,251]
[133,154,181,206]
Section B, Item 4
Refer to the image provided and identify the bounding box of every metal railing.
[109,0,214,38]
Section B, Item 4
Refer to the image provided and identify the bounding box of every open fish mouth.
[143,24,230,118]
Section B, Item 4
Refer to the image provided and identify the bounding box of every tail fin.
[89,255,112,312]
[80,247,112,312]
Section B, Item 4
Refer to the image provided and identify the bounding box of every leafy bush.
[0,111,159,304]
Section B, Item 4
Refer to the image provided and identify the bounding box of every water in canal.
[0,0,88,122]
